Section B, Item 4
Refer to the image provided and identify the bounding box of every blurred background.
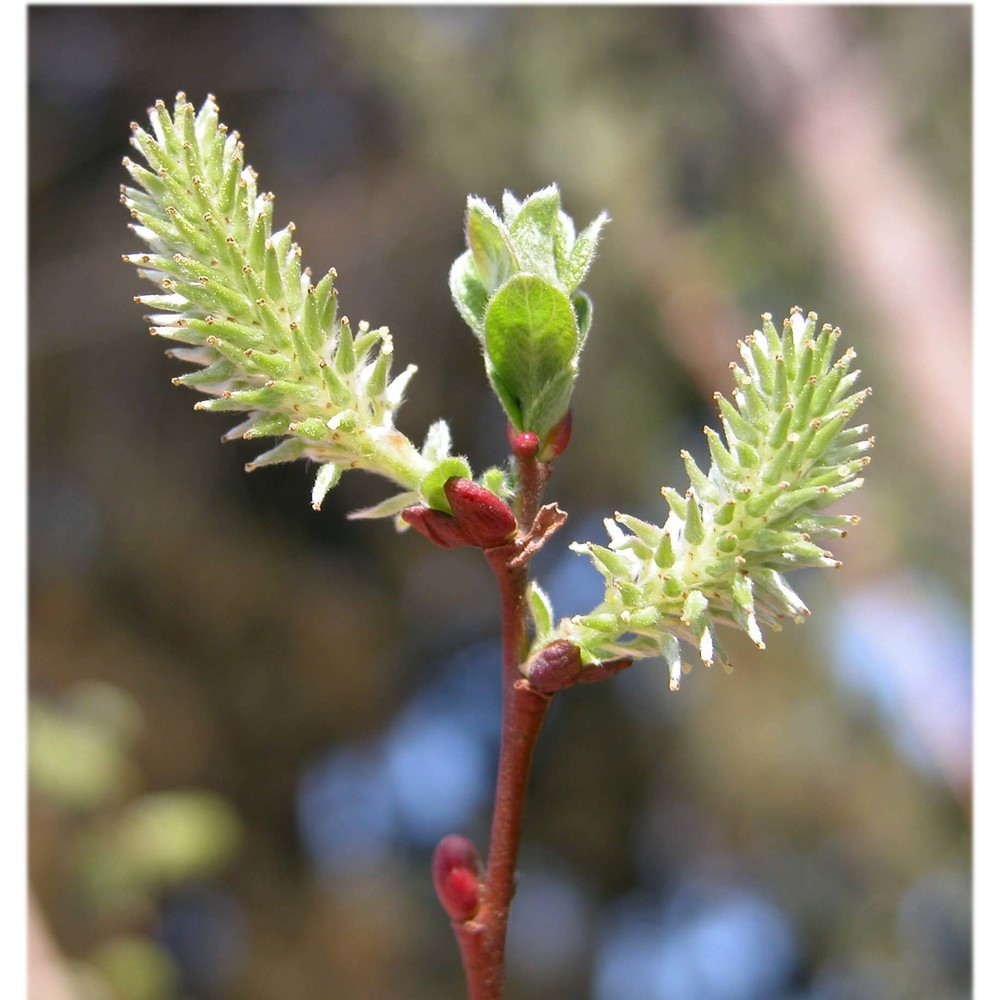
[28,6,972,1000]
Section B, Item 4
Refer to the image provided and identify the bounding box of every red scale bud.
[525,640,583,693]
[526,641,633,693]
[443,478,517,548]
[400,506,473,548]
[401,479,516,550]
[508,423,540,461]
[432,834,483,922]
[539,409,572,461]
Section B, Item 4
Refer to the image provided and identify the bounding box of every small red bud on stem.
[526,640,633,693]
[525,640,583,692]
[508,424,540,461]
[433,834,483,923]
[508,413,572,464]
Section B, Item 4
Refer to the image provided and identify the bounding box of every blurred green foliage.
[30,683,242,1000]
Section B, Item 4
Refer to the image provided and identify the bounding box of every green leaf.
[420,456,474,513]
[449,251,489,335]
[528,581,554,641]
[485,363,524,430]
[481,465,513,499]
[520,368,576,442]
[501,190,522,224]
[553,211,575,276]
[509,186,562,283]
[562,211,609,291]
[484,274,579,434]
[510,185,561,237]
[572,291,593,347]
[467,198,517,292]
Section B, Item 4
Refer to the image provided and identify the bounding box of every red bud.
[526,642,632,692]
[508,426,540,461]
[539,409,572,461]
[432,834,482,922]
[525,640,583,693]
[400,506,473,548]
[443,478,517,548]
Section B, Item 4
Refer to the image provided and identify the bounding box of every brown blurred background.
[28,6,971,1000]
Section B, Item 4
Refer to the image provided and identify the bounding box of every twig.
[442,450,555,999]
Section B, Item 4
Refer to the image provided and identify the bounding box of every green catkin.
[122,93,480,516]
[553,307,869,686]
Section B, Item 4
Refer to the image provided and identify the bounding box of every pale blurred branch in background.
[30,896,78,1000]
[708,5,971,493]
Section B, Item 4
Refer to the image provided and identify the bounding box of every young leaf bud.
[525,640,583,692]
[484,275,578,437]
[443,477,518,548]
[432,835,483,923]
[539,409,573,461]
[508,424,540,460]
[399,506,473,548]
[450,188,607,442]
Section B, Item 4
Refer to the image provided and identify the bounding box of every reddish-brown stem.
[444,453,554,999]
[513,451,552,535]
